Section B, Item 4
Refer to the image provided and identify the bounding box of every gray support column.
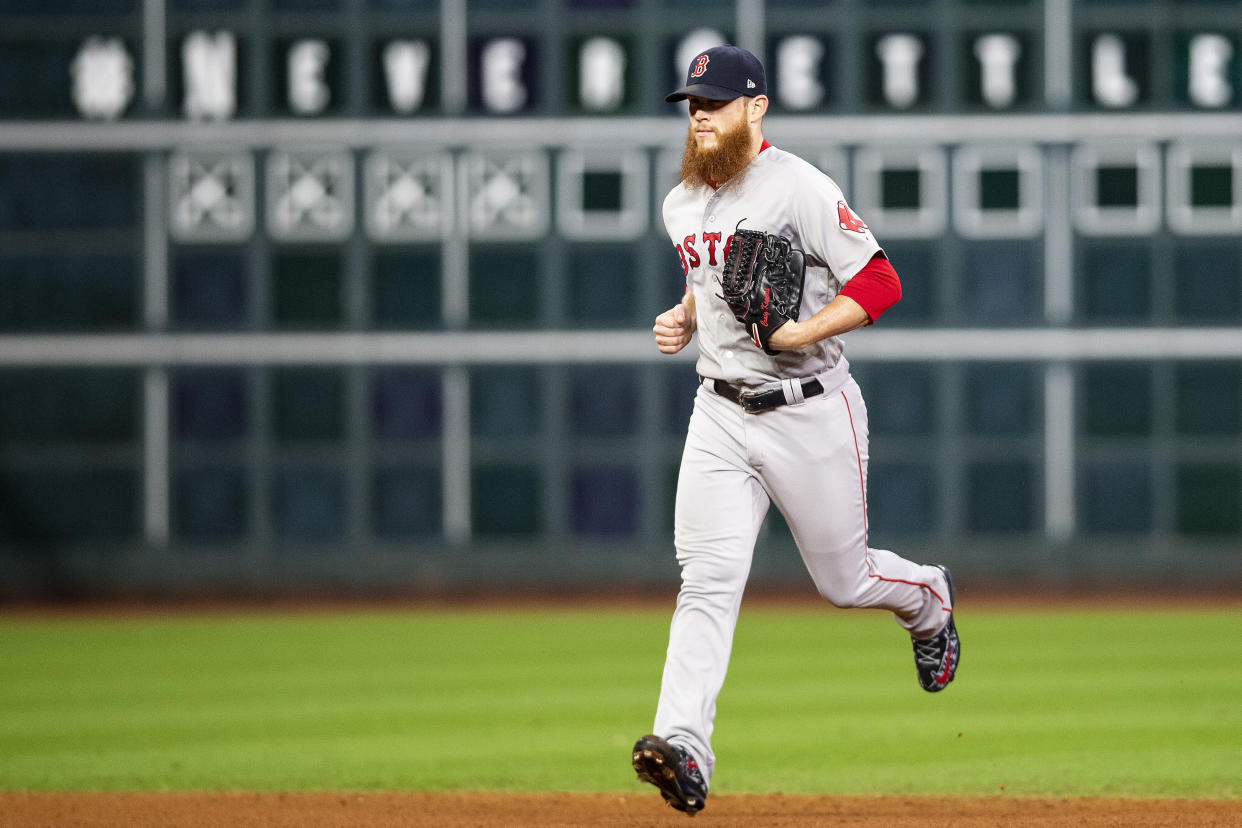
[442,367,472,546]
[441,0,468,116]
[441,0,472,546]
[1044,0,1073,110]
[736,0,765,64]
[143,0,166,110]
[143,154,171,549]
[1043,0,1077,539]
[144,368,171,548]
[1044,364,1075,542]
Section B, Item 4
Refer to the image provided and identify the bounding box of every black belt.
[706,377,825,414]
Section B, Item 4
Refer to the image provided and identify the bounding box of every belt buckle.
[737,390,765,414]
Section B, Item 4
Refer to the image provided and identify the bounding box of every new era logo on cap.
[665,45,768,103]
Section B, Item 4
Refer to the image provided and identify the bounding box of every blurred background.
[1,0,1240,601]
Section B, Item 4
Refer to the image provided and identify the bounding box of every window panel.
[966,461,1036,532]
[174,466,248,542]
[0,369,138,444]
[173,368,249,441]
[868,462,937,534]
[556,149,648,238]
[0,0,135,9]
[272,250,343,327]
[1191,165,1233,207]
[1173,240,1241,322]
[472,464,542,537]
[961,241,1039,325]
[272,467,347,542]
[1082,365,1151,437]
[1176,464,1241,535]
[582,172,622,211]
[1175,363,1241,435]
[952,144,1043,238]
[882,169,921,210]
[372,249,441,329]
[170,0,245,9]
[470,245,539,325]
[1166,142,1242,235]
[965,363,1037,435]
[853,147,948,238]
[369,0,437,9]
[1080,461,1153,533]
[569,244,638,326]
[0,156,137,229]
[0,256,137,332]
[569,365,639,437]
[1079,241,1152,321]
[371,367,441,441]
[274,0,341,10]
[857,365,936,437]
[569,0,636,8]
[373,465,441,537]
[979,169,1021,210]
[0,468,137,543]
[1097,167,1139,207]
[173,249,248,329]
[274,368,345,442]
[471,366,540,439]
[1071,144,1162,236]
[571,466,638,537]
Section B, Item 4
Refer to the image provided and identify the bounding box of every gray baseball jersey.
[662,145,881,387]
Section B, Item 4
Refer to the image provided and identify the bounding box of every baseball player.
[631,45,960,816]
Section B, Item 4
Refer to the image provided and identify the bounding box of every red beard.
[679,118,756,188]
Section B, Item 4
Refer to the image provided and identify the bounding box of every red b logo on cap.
[691,54,709,78]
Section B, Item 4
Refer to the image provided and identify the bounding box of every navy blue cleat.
[632,734,708,816]
[912,564,960,692]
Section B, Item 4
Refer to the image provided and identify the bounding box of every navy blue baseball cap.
[666,45,768,103]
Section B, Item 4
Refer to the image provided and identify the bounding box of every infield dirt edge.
[3,791,1241,827]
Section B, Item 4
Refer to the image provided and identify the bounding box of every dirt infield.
[3,792,1240,827]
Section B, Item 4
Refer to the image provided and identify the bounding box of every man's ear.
[749,95,769,122]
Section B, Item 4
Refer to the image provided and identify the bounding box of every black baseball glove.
[719,224,806,355]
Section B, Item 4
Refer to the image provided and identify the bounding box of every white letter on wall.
[183,30,237,120]
[481,38,527,113]
[384,40,431,113]
[876,34,924,108]
[974,33,1020,108]
[288,39,330,114]
[579,37,625,112]
[1189,33,1233,108]
[1092,34,1138,108]
[777,36,825,110]
[71,37,134,120]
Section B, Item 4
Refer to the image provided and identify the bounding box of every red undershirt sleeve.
[838,253,902,324]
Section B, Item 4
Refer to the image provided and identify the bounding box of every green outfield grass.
[0,603,1238,797]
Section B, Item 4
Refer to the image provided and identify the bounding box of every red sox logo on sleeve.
[691,54,710,78]
[838,200,868,234]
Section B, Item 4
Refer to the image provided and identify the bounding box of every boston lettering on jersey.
[676,232,731,275]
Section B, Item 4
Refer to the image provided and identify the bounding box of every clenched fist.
[654,301,696,354]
